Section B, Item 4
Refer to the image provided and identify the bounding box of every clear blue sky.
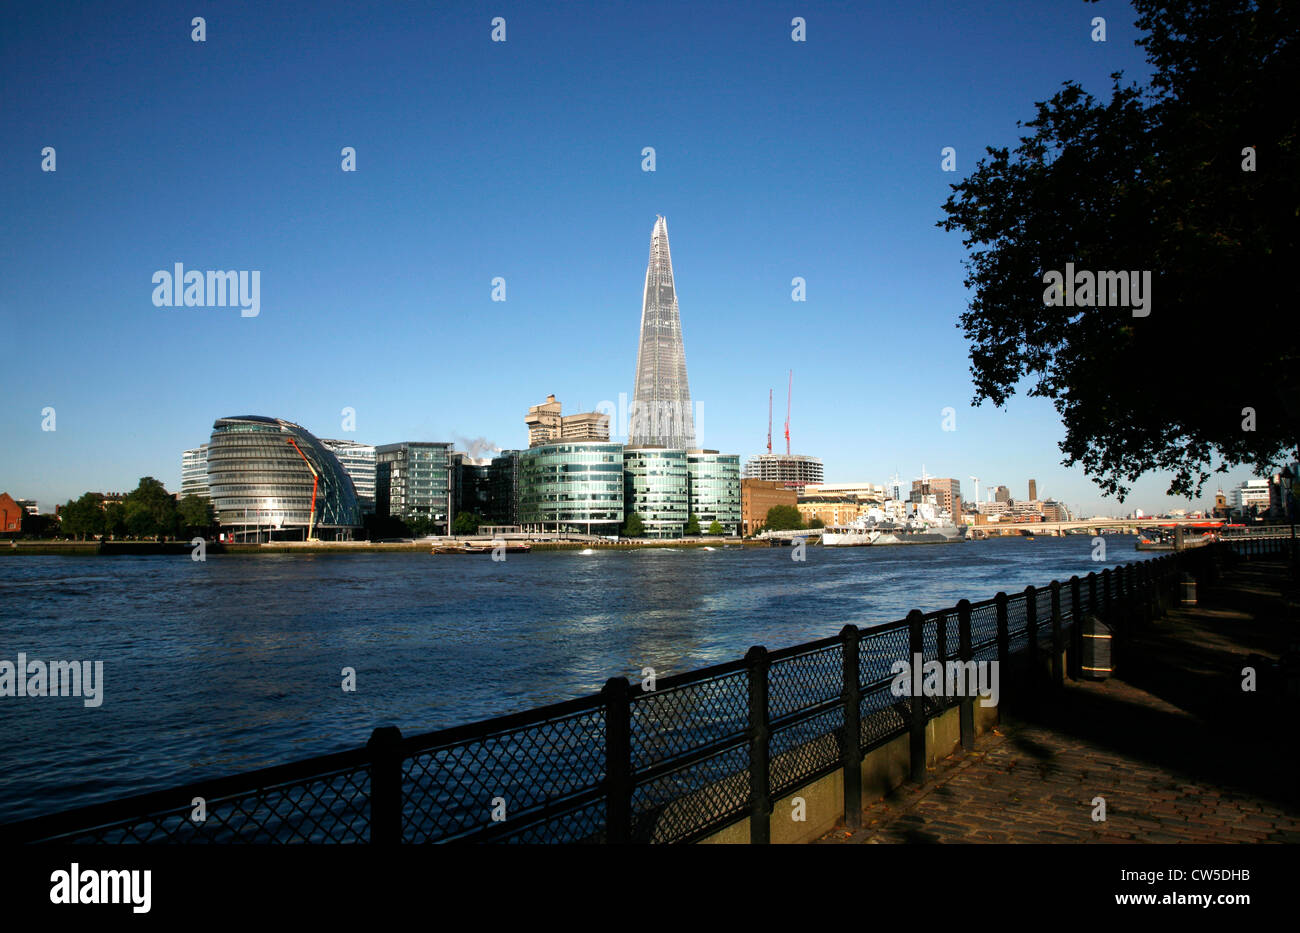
[0,0,1253,517]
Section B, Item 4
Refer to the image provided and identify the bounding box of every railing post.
[366,725,404,845]
[1102,568,1117,672]
[1145,560,1159,622]
[907,610,927,784]
[1137,561,1150,622]
[1101,568,1112,625]
[746,646,771,844]
[994,592,1009,670]
[1118,565,1130,630]
[1025,584,1039,681]
[957,599,974,751]
[1050,580,1063,689]
[840,625,862,830]
[1069,576,1083,680]
[602,677,632,844]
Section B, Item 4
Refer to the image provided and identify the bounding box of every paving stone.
[814,560,1300,845]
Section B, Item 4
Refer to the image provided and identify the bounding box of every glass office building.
[454,454,493,520]
[518,442,624,535]
[686,450,741,535]
[181,444,210,500]
[207,416,362,541]
[375,442,454,534]
[623,447,690,538]
[488,450,521,525]
[322,439,377,515]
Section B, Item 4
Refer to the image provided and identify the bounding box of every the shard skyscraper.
[629,216,696,449]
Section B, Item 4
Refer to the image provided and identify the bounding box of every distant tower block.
[629,216,696,449]
[1028,479,1037,501]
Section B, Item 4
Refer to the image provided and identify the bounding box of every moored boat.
[432,541,532,554]
[822,501,967,547]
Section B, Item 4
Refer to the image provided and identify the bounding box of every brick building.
[742,478,798,535]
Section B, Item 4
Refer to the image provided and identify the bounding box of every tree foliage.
[407,515,440,537]
[684,512,701,535]
[707,519,724,535]
[938,0,1299,499]
[453,511,484,535]
[623,511,646,537]
[764,504,805,531]
[176,495,214,532]
[20,512,59,538]
[123,477,178,538]
[59,493,106,539]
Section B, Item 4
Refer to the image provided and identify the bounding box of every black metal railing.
[2,537,1287,844]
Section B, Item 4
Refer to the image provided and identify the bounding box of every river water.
[0,537,1152,821]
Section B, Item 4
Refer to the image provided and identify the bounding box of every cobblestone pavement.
[818,559,1300,844]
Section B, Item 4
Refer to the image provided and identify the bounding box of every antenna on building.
[784,370,792,456]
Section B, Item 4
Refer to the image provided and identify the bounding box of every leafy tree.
[684,512,701,535]
[177,495,214,533]
[407,515,439,537]
[809,516,825,529]
[707,520,724,535]
[452,512,483,535]
[123,477,178,539]
[764,504,805,531]
[20,512,59,538]
[623,511,646,537]
[938,0,1300,499]
[58,493,105,540]
[103,502,127,538]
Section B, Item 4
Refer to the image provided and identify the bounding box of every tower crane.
[784,370,792,456]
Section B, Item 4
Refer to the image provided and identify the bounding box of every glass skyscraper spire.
[629,216,696,449]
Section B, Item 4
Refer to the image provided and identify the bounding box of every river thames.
[0,537,1155,821]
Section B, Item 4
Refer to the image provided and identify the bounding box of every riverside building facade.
[517,441,625,536]
[321,439,376,515]
[623,447,690,538]
[206,416,362,542]
[685,450,741,535]
[181,444,210,499]
[741,478,798,535]
[375,442,454,534]
[488,450,522,526]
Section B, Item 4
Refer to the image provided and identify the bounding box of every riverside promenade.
[818,558,1300,844]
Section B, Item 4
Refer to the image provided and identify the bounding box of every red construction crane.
[766,389,773,454]
[784,370,792,456]
[286,438,319,541]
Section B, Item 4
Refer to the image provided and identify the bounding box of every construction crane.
[766,389,773,454]
[286,438,319,542]
[784,369,792,456]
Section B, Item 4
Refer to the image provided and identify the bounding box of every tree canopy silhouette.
[939,0,1298,499]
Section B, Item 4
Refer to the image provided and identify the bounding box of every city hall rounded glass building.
[207,416,362,541]
[623,447,690,538]
[517,442,624,535]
